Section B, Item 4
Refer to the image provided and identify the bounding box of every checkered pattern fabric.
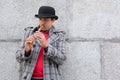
[16,26,66,80]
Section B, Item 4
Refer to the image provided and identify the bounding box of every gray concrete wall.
[0,0,120,80]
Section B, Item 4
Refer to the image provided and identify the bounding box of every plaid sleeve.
[45,32,66,65]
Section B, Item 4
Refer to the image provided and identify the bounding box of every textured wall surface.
[0,0,120,80]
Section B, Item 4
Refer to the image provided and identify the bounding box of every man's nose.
[41,23,45,26]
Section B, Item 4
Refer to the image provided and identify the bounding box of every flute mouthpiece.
[38,26,44,31]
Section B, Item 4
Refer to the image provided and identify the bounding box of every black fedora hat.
[35,6,58,20]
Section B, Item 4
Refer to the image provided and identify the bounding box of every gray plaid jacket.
[16,26,66,80]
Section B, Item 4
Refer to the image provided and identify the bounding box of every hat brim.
[35,14,58,20]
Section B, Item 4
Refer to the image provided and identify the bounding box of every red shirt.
[32,31,49,78]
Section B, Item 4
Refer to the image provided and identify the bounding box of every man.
[16,6,66,80]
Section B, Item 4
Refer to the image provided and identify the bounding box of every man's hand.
[34,31,48,48]
[25,35,35,52]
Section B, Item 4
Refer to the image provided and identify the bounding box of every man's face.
[39,18,55,30]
